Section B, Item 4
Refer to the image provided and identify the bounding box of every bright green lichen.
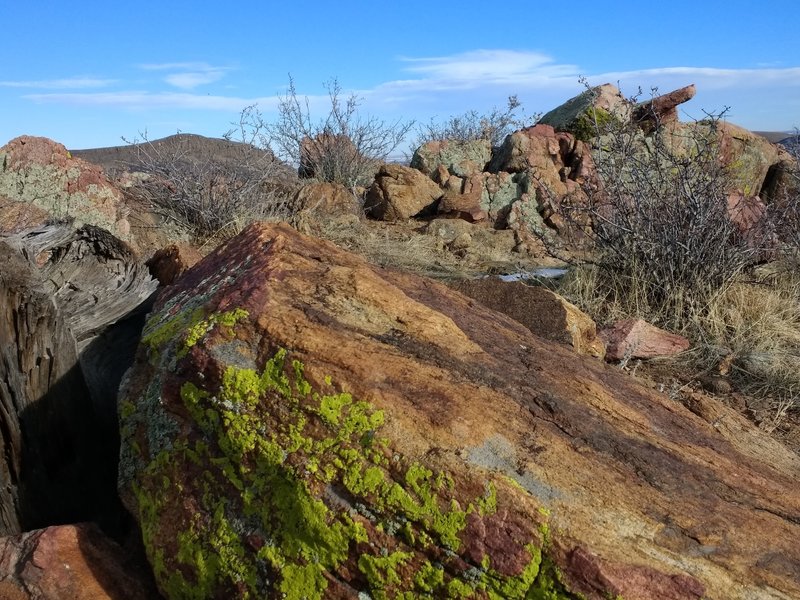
[127,324,581,599]
[358,551,414,598]
[181,308,249,357]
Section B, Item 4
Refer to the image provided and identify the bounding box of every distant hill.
[753,131,794,144]
[72,133,294,179]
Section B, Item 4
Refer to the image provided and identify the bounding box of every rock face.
[121,223,800,600]
[538,84,630,140]
[410,139,493,178]
[0,523,161,600]
[0,136,131,242]
[633,84,696,128]
[146,243,203,287]
[0,224,157,535]
[448,279,605,358]
[600,318,691,361]
[364,164,443,220]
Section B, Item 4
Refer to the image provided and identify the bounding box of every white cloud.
[0,77,117,89]
[137,61,233,89]
[398,49,579,88]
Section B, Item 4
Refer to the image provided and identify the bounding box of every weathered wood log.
[0,224,158,535]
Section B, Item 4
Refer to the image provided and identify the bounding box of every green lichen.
[127,327,581,599]
[181,308,249,357]
[358,551,414,598]
[571,107,617,142]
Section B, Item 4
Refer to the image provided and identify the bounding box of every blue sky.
[2,1,799,150]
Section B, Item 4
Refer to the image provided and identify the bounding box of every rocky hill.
[0,82,798,598]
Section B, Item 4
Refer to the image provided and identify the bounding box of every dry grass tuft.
[559,264,800,434]
[694,272,800,431]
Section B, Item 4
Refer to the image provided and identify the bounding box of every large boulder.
[410,139,493,178]
[539,83,630,141]
[0,136,131,242]
[364,164,443,220]
[0,523,160,599]
[120,223,800,600]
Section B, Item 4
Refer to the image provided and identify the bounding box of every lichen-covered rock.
[120,223,800,600]
[0,136,131,242]
[410,139,493,178]
[538,83,630,141]
[0,523,161,599]
[364,164,443,220]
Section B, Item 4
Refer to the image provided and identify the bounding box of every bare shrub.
[269,77,414,188]
[411,95,535,149]
[124,107,297,241]
[550,92,770,330]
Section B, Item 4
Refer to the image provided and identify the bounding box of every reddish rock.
[600,318,690,361]
[290,181,360,216]
[0,196,51,234]
[633,84,697,128]
[146,243,203,286]
[0,523,160,599]
[449,278,605,358]
[364,163,443,220]
[437,192,488,222]
[119,223,800,599]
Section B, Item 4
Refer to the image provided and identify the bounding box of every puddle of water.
[497,267,569,282]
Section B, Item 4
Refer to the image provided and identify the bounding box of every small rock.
[600,318,690,361]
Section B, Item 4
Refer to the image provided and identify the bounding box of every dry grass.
[693,272,800,432]
[559,264,800,434]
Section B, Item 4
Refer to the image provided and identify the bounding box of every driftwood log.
[0,224,157,535]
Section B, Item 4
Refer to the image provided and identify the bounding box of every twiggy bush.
[269,77,413,188]
[553,96,769,330]
[412,95,534,149]
[125,107,296,241]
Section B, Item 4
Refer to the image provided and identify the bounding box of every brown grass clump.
[694,272,800,431]
[558,264,800,435]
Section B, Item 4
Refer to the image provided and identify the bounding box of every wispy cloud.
[138,61,232,89]
[398,49,579,88]
[0,77,117,89]
[24,91,275,111]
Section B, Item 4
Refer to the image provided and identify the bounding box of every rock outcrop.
[364,164,443,220]
[632,84,696,128]
[410,139,493,178]
[0,523,160,599]
[0,136,131,242]
[120,223,800,599]
[538,83,630,141]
